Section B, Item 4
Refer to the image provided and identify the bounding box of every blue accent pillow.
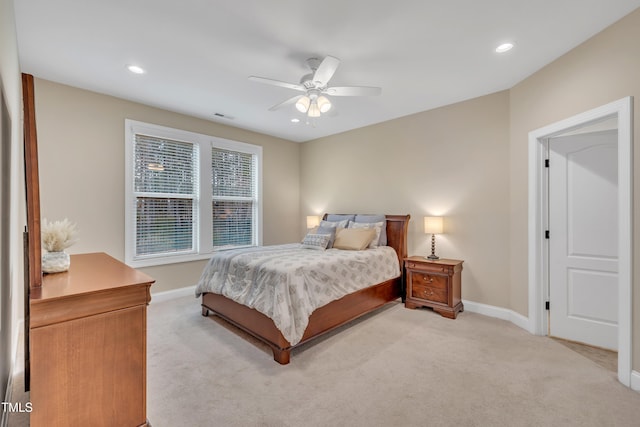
[326,214,356,223]
[355,214,387,246]
[320,219,349,229]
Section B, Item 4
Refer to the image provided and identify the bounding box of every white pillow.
[347,221,384,248]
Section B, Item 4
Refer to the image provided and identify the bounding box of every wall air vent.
[213,112,234,120]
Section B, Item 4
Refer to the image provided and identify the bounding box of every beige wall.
[34,79,301,292]
[1,0,25,400]
[301,91,511,307]
[509,8,640,370]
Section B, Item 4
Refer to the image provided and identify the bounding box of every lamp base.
[426,233,440,260]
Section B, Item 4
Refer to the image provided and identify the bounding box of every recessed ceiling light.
[495,43,514,53]
[127,65,146,74]
[291,118,300,123]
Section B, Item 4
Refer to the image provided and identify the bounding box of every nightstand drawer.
[410,272,447,289]
[411,283,448,304]
[406,262,449,274]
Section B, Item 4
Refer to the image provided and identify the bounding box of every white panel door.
[548,130,618,350]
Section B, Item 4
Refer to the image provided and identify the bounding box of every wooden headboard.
[320,214,410,266]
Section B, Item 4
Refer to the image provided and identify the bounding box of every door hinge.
[545,301,550,310]
[545,159,549,168]
[545,230,550,239]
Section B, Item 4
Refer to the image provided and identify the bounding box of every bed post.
[385,214,410,265]
[272,348,291,365]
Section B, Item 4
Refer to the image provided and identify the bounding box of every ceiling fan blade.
[313,56,340,86]
[249,76,305,92]
[268,95,303,111]
[325,86,382,97]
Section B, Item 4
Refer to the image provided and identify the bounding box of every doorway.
[527,97,632,387]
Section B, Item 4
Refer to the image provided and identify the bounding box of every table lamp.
[424,216,444,260]
[306,215,320,229]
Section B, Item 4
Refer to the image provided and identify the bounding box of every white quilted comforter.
[195,244,400,345]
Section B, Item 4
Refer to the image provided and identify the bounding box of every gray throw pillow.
[316,225,337,248]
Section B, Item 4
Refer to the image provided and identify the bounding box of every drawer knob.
[423,276,433,282]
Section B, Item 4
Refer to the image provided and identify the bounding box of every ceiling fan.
[249,56,381,118]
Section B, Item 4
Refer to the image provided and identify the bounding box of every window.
[211,148,255,248]
[125,120,262,267]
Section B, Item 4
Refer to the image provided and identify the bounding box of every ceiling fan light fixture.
[317,96,332,113]
[295,96,310,113]
[250,55,381,118]
[308,102,321,118]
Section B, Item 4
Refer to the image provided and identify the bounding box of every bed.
[197,214,409,364]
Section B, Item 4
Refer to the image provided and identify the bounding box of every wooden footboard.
[200,214,409,364]
[201,276,401,364]
[201,292,291,363]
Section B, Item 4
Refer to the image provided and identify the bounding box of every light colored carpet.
[7,295,640,426]
[551,337,618,373]
[146,296,640,427]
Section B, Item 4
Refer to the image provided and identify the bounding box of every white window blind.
[125,119,262,267]
[212,148,256,248]
[133,134,198,257]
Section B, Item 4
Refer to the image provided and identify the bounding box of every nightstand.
[404,257,464,319]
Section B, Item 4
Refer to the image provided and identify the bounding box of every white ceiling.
[13,0,640,143]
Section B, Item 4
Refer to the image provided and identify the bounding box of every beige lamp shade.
[424,216,444,234]
[306,215,320,229]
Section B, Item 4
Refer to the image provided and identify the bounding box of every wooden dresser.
[404,257,463,319]
[29,253,155,427]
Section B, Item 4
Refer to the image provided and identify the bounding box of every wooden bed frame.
[200,214,410,364]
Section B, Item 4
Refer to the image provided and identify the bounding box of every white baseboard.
[150,285,196,304]
[1,319,24,427]
[631,370,640,392]
[462,300,529,331]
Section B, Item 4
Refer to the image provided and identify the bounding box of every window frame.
[125,119,262,267]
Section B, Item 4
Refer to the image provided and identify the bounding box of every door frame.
[528,96,633,386]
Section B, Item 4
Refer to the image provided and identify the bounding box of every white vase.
[42,251,70,273]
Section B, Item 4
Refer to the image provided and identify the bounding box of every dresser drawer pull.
[423,276,433,282]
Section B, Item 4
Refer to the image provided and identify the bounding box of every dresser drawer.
[410,272,448,290]
[411,282,448,304]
